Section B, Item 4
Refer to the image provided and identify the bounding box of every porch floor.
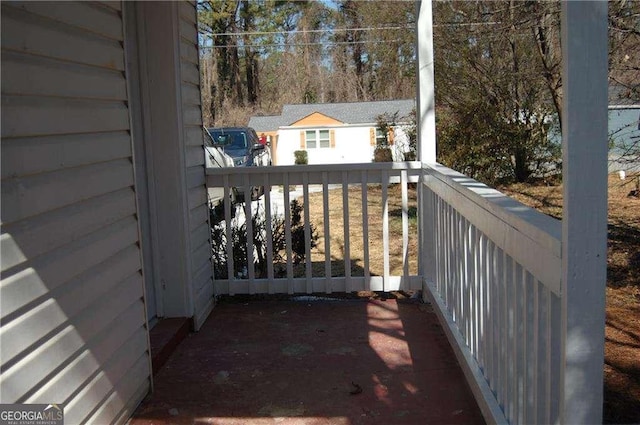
[130,295,485,425]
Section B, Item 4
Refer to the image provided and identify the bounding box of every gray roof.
[248,99,415,131]
[248,115,288,132]
[609,83,639,107]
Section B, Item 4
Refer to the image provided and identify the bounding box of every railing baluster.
[342,171,351,293]
[303,173,312,293]
[463,218,470,343]
[381,170,390,291]
[224,174,234,294]
[264,173,274,288]
[244,174,255,293]
[361,171,370,290]
[479,233,487,374]
[486,240,494,391]
[322,172,331,293]
[514,265,527,423]
[284,173,293,294]
[401,170,409,284]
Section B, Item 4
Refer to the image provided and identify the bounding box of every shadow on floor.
[130,296,485,425]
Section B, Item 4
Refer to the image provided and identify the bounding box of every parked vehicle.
[207,127,271,201]
[203,127,236,222]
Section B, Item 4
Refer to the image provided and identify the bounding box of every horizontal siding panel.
[8,2,124,41]
[186,166,205,189]
[185,125,203,147]
[190,204,208,231]
[185,146,204,168]
[25,302,146,405]
[181,60,200,86]
[180,40,198,66]
[179,17,198,45]
[191,240,210,271]
[181,82,201,106]
[1,276,143,402]
[1,6,125,70]
[1,131,131,179]
[179,2,197,25]
[2,51,127,100]
[99,1,122,12]
[194,276,213,315]
[193,260,212,293]
[1,96,129,138]
[188,186,207,211]
[1,221,140,317]
[65,335,148,424]
[84,353,150,425]
[1,250,141,362]
[1,189,136,272]
[190,222,209,252]
[2,159,134,224]
[183,105,202,127]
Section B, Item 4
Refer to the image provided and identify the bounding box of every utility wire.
[200,25,413,37]
[200,39,404,49]
[198,21,499,37]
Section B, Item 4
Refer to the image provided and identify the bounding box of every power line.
[199,25,414,37]
[200,39,405,49]
[198,21,500,38]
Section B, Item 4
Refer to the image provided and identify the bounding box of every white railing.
[205,162,423,295]
[206,161,570,424]
[421,163,563,425]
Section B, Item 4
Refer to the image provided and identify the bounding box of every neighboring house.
[608,84,640,172]
[1,2,212,423]
[248,99,415,165]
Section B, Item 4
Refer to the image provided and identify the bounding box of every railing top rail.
[205,161,424,176]
[424,163,562,293]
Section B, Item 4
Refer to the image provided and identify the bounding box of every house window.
[375,129,387,146]
[305,129,331,149]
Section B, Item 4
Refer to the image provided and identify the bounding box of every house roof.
[248,99,415,131]
[609,83,640,107]
[247,115,288,132]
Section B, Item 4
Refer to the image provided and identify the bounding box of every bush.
[294,150,308,165]
[210,199,318,279]
[374,146,393,162]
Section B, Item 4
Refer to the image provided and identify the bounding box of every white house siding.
[179,1,214,331]
[276,126,411,165]
[1,2,150,424]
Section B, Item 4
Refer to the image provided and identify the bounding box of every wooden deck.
[131,296,484,425]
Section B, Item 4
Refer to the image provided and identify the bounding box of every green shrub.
[210,200,318,279]
[373,146,393,162]
[294,150,308,165]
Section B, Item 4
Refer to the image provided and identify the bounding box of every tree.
[434,1,561,184]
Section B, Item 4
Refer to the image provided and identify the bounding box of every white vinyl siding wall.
[179,2,214,331]
[1,2,150,423]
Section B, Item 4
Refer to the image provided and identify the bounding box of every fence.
[421,163,563,424]
[205,162,423,295]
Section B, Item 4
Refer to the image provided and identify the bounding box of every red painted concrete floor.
[130,296,485,425]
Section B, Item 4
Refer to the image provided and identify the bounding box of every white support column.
[136,2,194,319]
[560,2,608,423]
[416,0,436,164]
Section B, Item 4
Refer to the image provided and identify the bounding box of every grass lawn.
[297,184,418,278]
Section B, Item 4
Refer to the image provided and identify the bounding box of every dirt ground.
[499,174,640,424]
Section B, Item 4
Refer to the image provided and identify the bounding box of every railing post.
[416,0,436,164]
[560,2,608,423]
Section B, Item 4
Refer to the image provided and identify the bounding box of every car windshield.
[210,130,247,149]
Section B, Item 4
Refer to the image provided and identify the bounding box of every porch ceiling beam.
[560,2,608,423]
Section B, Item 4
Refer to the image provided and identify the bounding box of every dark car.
[206,127,271,201]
